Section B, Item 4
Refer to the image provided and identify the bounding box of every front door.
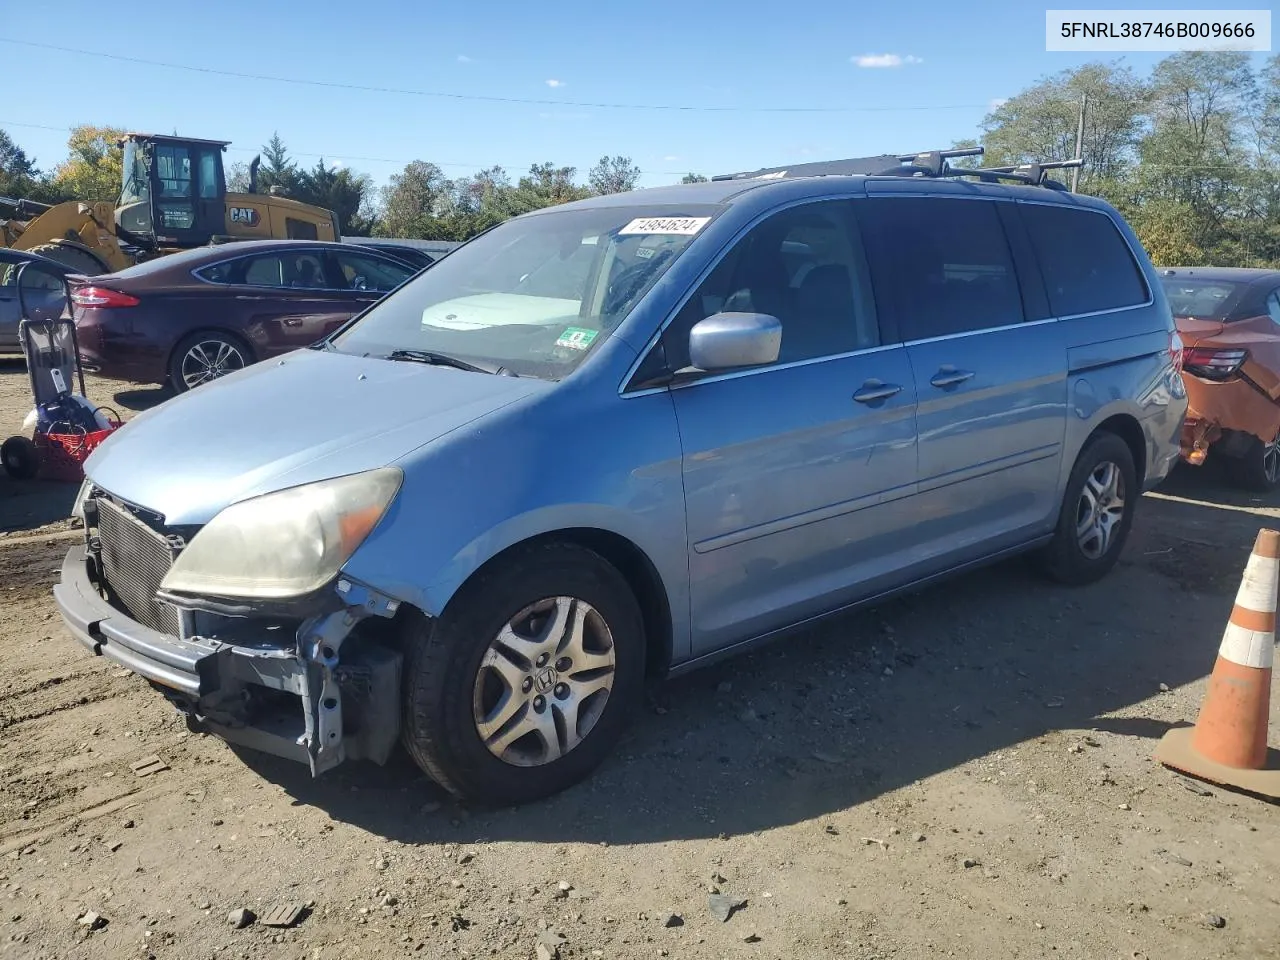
[149,142,226,247]
[229,250,356,353]
[857,194,1067,568]
[655,199,920,654]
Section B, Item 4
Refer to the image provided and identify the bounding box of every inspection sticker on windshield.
[618,216,711,236]
[555,327,599,351]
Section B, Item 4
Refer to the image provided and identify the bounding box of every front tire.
[1039,432,1137,586]
[167,332,252,393]
[401,542,646,805]
[1225,430,1280,492]
[27,242,108,276]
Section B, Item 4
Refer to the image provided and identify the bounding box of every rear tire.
[27,243,108,276]
[1,436,40,480]
[401,542,646,806]
[167,331,253,393]
[1225,430,1280,492]
[1039,432,1137,586]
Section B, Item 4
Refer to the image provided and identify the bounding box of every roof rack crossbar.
[709,148,1080,190]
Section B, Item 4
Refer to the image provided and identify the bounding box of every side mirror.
[688,312,781,372]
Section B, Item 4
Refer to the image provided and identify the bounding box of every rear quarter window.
[1020,204,1148,317]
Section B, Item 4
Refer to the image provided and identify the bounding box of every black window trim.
[190,246,412,294]
[619,192,893,397]
[1014,198,1154,320]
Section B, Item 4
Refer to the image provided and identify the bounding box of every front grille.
[95,497,183,637]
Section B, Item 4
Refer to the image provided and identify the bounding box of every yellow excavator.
[0,133,339,275]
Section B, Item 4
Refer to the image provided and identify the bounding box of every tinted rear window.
[1020,205,1147,316]
[1159,277,1247,321]
[857,197,1024,340]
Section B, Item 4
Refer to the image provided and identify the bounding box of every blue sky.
[2,1,1273,191]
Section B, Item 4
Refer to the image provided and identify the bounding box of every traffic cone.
[1155,527,1280,798]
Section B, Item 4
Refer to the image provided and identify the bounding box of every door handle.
[284,317,303,327]
[852,380,903,404]
[929,367,975,389]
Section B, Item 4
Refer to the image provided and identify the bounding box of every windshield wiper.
[385,349,510,376]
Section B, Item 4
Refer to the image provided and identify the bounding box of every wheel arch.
[1091,412,1147,486]
[166,327,257,385]
[440,527,675,681]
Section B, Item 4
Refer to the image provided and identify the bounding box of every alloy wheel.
[472,596,617,767]
[1075,460,1126,561]
[1263,432,1280,486]
[181,339,246,389]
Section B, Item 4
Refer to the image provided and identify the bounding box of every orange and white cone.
[1155,527,1280,798]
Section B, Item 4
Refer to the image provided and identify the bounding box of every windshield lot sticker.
[618,217,711,236]
[556,327,599,350]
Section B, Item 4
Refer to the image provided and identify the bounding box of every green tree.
[0,129,41,198]
[257,132,301,196]
[588,155,641,194]
[376,161,449,237]
[52,125,125,202]
[680,173,709,184]
[296,159,376,236]
[508,162,589,214]
[1132,52,1258,263]
[979,61,1147,191]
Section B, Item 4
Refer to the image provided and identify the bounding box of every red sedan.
[1160,266,1280,489]
[71,240,419,392]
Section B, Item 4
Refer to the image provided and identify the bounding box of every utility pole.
[1071,93,1086,193]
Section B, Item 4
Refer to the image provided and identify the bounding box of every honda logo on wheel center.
[533,668,557,694]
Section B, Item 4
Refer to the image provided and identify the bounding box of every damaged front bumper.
[54,543,406,776]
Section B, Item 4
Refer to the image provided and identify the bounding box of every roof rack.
[711,147,1083,191]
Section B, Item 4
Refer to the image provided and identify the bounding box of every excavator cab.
[116,134,230,249]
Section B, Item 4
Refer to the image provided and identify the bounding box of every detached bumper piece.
[55,543,403,776]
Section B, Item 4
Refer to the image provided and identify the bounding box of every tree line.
[3,49,1277,266]
[0,125,654,242]
[955,50,1280,267]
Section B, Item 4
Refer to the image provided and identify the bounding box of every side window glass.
[859,197,1024,340]
[198,150,220,199]
[242,255,284,287]
[1267,291,1280,326]
[287,218,320,241]
[658,200,878,374]
[1020,204,1147,316]
[335,253,414,292]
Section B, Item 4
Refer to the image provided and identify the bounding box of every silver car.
[55,157,1187,805]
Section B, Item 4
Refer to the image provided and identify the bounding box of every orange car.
[1160,267,1280,490]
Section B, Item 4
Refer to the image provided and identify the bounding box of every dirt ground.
[1,359,1278,960]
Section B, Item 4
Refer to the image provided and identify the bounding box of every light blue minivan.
[56,152,1187,804]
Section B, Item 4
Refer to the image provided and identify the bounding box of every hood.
[85,348,547,524]
[420,293,580,331]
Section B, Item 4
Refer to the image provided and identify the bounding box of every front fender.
[338,380,691,662]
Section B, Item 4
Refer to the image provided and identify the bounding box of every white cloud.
[988,97,1009,111]
[663,155,680,162]
[457,54,472,63]
[545,78,566,88]
[852,53,922,68]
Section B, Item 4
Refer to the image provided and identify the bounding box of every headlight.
[71,478,93,521]
[159,468,402,600]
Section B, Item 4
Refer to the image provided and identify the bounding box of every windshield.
[117,140,154,238]
[330,203,723,379]
[1160,277,1245,321]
